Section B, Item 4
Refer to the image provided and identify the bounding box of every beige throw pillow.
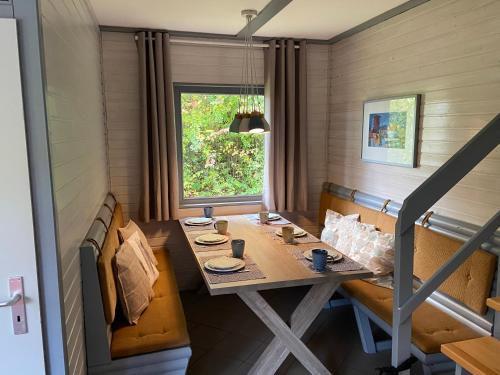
[128,231,159,287]
[114,240,153,325]
[118,220,158,266]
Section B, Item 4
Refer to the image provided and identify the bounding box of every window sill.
[179,200,262,209]
[177,201,263,219]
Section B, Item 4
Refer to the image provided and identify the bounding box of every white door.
[0,18,46,374]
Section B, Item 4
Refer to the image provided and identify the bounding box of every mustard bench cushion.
[111,248,190,359]
[342,280,481,354]
[413,225,496,315]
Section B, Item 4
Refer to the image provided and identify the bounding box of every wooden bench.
[318,183,498,375]
[80,194,191,374]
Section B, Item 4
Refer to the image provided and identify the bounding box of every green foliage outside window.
[180,93,265,199]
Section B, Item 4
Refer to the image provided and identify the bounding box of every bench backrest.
[319,190,497,316]
[80,194,122,368]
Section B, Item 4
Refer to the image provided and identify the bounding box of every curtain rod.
[133,35,301,49]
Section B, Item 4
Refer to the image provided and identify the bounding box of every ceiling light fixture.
[229,9,270,134]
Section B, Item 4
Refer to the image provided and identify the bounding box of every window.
[174,84,265,206]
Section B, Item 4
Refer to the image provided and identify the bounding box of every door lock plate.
[9,277,27,335]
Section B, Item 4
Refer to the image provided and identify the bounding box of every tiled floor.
[181,286,424,375]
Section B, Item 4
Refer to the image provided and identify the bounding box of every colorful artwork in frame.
[362,95,420,167]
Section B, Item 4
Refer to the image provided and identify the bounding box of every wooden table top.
[181,214,372,295]
[441,336,500,375]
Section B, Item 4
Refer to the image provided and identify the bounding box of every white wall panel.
[327,0,500,225]
[40,0,108,374]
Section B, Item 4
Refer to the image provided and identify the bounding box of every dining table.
[180,213,372,375]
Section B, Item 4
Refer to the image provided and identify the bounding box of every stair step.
[441,336,500,375]
[486,297,500,312]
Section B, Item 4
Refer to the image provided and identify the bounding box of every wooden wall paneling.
[40,0,108,373]
[327,0,500,225]
[102,33,328,221]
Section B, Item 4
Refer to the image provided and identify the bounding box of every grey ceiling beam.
[329,0,431,44]
[99,25,329,44]
[236,0,294,38]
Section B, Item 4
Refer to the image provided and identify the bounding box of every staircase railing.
[392,113,500,373]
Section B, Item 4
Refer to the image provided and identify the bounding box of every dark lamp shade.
[229,116,241,133]
[248,114,270,133]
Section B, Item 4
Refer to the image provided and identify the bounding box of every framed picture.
[361,95,420,168]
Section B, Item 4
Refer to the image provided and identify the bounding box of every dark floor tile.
[230,313,274,342]
[189,324,228,350]
[186,319,199,332]
[236,361,253,374]
[334,366,371,375]
[188,345,207,366]
[244,341,267,364]
[188,352,244,375]
[210,332,263,362]
[282,361,311,375]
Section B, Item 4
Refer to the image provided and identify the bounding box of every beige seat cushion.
[97,203,124,324]
[119,219,158,266]
[111,249,190,359]
[114,240,154,325]
[342,280,481,354]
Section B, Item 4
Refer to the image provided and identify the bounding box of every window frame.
[174,83,265,208]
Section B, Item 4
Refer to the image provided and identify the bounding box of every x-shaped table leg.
[238,281,340,375]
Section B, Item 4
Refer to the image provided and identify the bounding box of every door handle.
[0,293,21,307]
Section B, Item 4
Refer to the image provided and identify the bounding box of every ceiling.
[89,0,411,40]
[255,0,409,40]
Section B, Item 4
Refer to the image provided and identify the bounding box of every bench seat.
[342,280,481,354]
[111,248,190,359]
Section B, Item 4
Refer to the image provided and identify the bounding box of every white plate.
[204,262,245,273]
[268,213,281,221]
[204,256,245,271]
[195,234,229,245]
[275,228,307,237]
[303,248,343,263]
[185,217,213,226]
[196,233,226,243]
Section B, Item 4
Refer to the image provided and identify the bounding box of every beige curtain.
[137,32,178,222]
[263,40,308,212]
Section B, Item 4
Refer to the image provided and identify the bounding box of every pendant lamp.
[229,9,270,134]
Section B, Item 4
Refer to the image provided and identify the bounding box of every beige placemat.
[180,218,215,232]
[244,214,292,226]
[285,245,364,273]
[198,254,266,284]
[262,225,322,244]
[186,230,233,252]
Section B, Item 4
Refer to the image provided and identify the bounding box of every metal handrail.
[392,113,500,371]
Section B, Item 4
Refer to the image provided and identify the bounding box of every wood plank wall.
[40,0,108,374]
[328,0,500,225]
[102,32,328,220]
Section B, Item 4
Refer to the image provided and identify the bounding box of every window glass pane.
[180,91,264,200]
